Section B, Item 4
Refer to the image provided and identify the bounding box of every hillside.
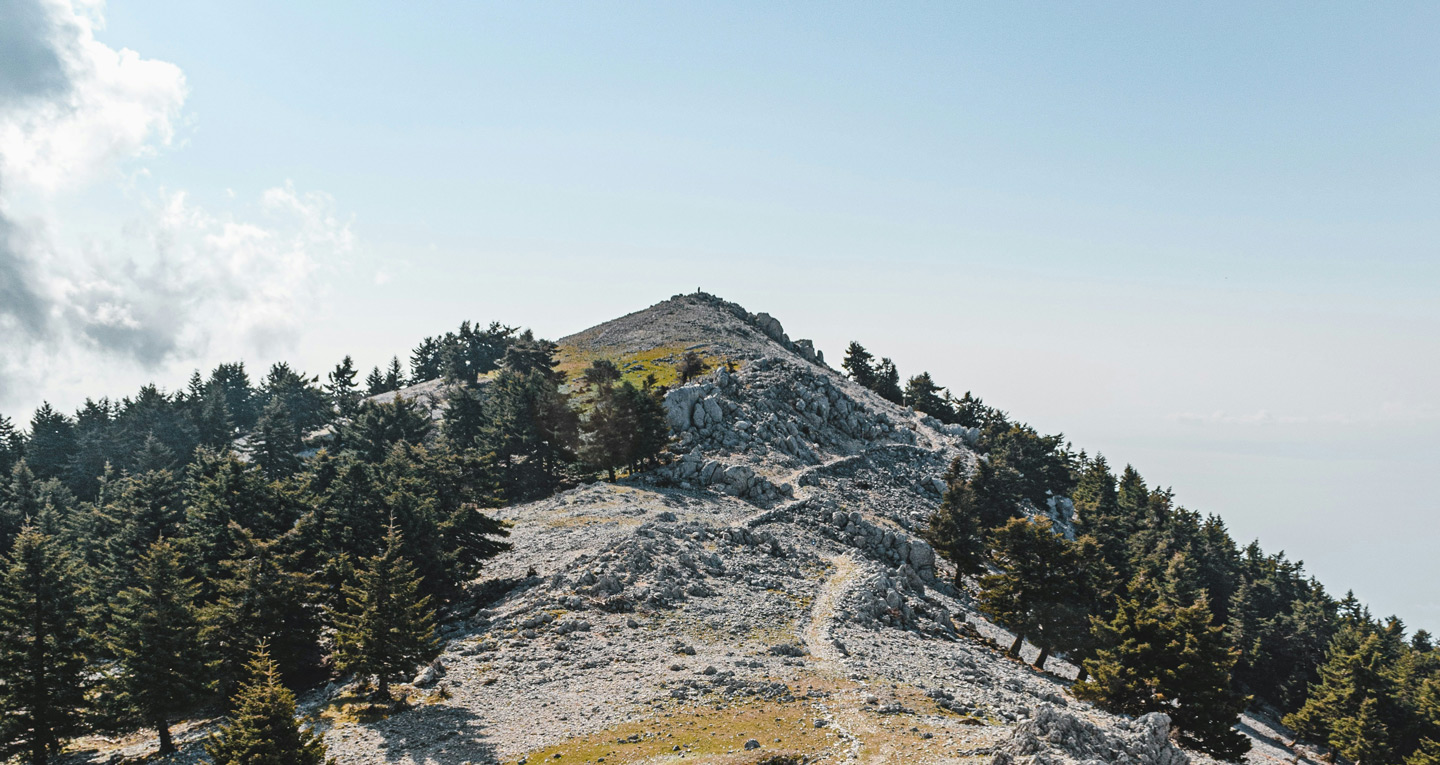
[301,294,1310,765]
[53,292,1326,765]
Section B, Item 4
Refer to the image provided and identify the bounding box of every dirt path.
[803,553,859,665]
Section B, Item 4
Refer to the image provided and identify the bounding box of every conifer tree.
[108,539,208,755]
[252,396,304,479]
[0,461,44,555]
[384,356,406,391]
[202,531,319,696]
[365,366,386,395]
[872,358,904,403]
[581,358,622,390]
[442,385,488,449]
[94,468,182,601]
[24,404,75,484]
[924,462,987,585]
[331,524,440,698]
[676,350,708,384]
[181,449,307,599]
[1075,588,1251,761]
[1285,625,1404,763]
[977,517,1093,669]
[206,644,327,765]
[195,380,235,449]
[0,526,90,765]
[903,372,956,422]
[326,355,362,417]
[580,380,640,481]
[341,397,433,463]
[0,415,23,479]
[1409,739,1440,765]
[841,342,876,388]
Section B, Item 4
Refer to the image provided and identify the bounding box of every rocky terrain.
[78,293,1320,765]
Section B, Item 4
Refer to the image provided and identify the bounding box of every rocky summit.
[93,293,1312,765]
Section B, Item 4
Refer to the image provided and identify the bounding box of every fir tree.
[581,358,622,390]
[872,358,904,403]
[0,526,90,765]
[903,372,956,422]
[977,517,1094,670]
[202,531,319,696]
[1409,739,1440,765]
[441,385,488,449]
[208,362,259,432]
[24,404,75,484]
[330,524,440,698]
[580,380,641,482]
[841,341,876,388]
[384,356,406,391]
[252,396,303,479]
[924,460,988,584]
[196,380,235,449]
[0,415,23,479]
[108,539,208,755]
[1075,588,1251,761]
[365,366,387,395]
[676,350,708,384]
[326,355,362,417]
[341,396,433,463]
[205,644,327,765]
[1285,625,1404,763]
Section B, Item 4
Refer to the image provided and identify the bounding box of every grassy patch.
[507,698,838,765]
[555,344,736,411]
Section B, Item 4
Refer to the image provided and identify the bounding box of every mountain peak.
[560,291,827,366]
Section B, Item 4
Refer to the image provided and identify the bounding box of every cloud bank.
[0,0,353,413]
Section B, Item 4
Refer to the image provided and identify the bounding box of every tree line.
[845,339,1440,764]
[0,321,677,763]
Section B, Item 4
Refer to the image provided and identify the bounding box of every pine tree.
[108,539,208,755]
[365,366,387,395]
[0,526,89,765]
[1075,588,1251,761]
[841,342,876,388]
[580,358,622,390]
[202,531,319,696]
[1285,625,1403,763]
[676,350,708,384]
[872,358,903,403]
[196,380,235,448]
[977,517,1094,670]
[580,381,640,481]
[0,415,23,479]
[341,397,433,463]
[1409,739,1440,765]
[252,396,303,479]
[384,356,406,391]
[924,461,987,585]
[326,355,362,417]
[903,372,956,422]
[25,404,75,484]
[205,644,326,765]
[331,524,440,698]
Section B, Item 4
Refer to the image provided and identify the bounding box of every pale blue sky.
[3,2,1438,627]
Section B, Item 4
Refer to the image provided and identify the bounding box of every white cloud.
[0,0,187,195]
[0,1,355,414]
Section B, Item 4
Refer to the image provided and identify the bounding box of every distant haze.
[0,1,1436,629]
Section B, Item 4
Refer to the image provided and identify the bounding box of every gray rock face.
[990,706,1189,765]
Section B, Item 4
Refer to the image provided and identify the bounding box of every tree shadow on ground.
[372,703,501,764]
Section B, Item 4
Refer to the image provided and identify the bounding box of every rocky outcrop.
[990,705,1189,765]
